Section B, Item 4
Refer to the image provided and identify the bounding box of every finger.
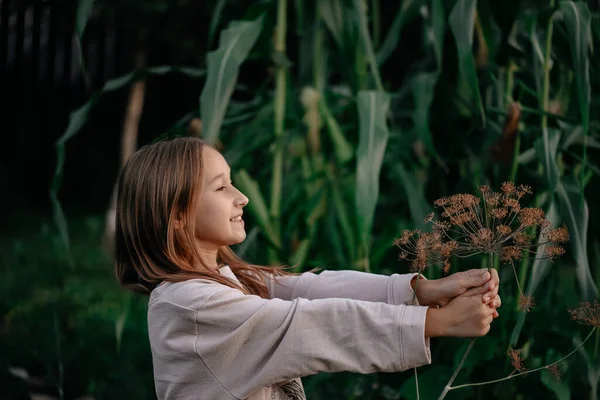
[489,268,500,288]
[462,269,491,290]
[485,295,501,309]
[482,285,500,304]
[493,310,499,318]
[489,296,502,309]
[462,281,496,298]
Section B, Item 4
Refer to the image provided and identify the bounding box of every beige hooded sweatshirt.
[147,267,431,400]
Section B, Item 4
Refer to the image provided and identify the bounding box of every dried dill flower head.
[507,348,527,372]
[546,364,562,381]
[518,294,536,312]
[393,182,569,311]
[568,300,600,327]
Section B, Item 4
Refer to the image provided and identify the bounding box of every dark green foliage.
[3,0,600,398]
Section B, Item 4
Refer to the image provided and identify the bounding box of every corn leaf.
[376,0,422,66]
[431,0,445,70]
[394,163,432,231]
[411,72,444,166]
[50,66,205,259]
[534,128,560,193]
[318,0,345,50]
[75,0,94,86]
[208,0,228,48]
[449,0,485,124]
[318,96,353,164]
[352,0,383,90]
[200,15,264,144]
[327,167,357,263]
[115,295,131,353]
[510,199,559,345]
[560,1,591,133]
[556,177,598,300]
[355,91,390,246]
[233,169,280,249]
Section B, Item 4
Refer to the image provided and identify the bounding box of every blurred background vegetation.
[1,0,600,398]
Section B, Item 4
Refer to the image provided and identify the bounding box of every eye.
[216,186,226,191]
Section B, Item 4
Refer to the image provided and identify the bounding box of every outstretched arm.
[266,269,422,305]
[265,268,500,310]
[191,286,431,399]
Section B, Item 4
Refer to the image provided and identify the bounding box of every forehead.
[202,147,230,175]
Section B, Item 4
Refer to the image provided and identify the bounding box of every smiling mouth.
[230,216,243,222]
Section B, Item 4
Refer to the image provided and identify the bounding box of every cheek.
[195,198,230,233]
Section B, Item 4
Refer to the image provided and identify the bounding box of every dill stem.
[438,253,494,400]
[411,274,422,400]
[448,328,596,391]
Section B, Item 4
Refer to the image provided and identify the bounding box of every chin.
[230,234,246,245]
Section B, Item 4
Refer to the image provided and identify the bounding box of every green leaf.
[556,177,598,300]
[233,169,280,249]
[352,0,383,91]
[411,72,444,167]
[75,0,94,39]
[200,15,265,144]
[394,163,432,231]
[449,0,485,124]
[559,1,591,133]
[75,0,94,86]
[318,96,353,164]
[541,368,570,400]
[115,295,132,353]
[376,0,422,65]
[534,128,560,193]
[527,200,560,297]
[355,91,390,245]
[208,0,228,48]
[50,66,205,260]
[399,365,470,400]
[318,0,346,50]
[431,0,445,70]
[511,199,559,346]
[289,238,311,270]
[327,166,357,263]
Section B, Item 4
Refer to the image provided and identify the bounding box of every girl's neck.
[193,247,220,273]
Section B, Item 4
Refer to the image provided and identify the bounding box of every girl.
[115,137,501,400]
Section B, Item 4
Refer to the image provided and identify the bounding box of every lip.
[230,215,244,223]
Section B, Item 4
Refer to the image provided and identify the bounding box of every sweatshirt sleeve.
[194,286,431,399]
[266,270,426,306]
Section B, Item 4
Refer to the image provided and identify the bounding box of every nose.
[236,189,249,208]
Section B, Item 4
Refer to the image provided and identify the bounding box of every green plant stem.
[438,253,494,400]
[594,328,599,358]
[448,328,596,391]
[269,0,287,264]
[514,0,555,321]
[507,61,520,183]
[371,0,380,47]
[438,340,476,400]
[353,0,384,91]
[411,274,422,400]
[415,367,420,400]
[540,0,555,133]
[313,10,325,92]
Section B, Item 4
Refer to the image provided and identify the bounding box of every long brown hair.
[114,136,293,297]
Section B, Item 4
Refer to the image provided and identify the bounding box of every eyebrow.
[208,170,231,184]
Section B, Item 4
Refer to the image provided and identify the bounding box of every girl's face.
[193,147,249,251]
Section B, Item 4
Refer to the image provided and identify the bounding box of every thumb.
[463,269,490,288]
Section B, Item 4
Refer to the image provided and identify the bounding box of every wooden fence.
[0,0,128,211]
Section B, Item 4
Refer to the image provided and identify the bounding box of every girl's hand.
[414,268,499,308]
[425,290,496,338]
